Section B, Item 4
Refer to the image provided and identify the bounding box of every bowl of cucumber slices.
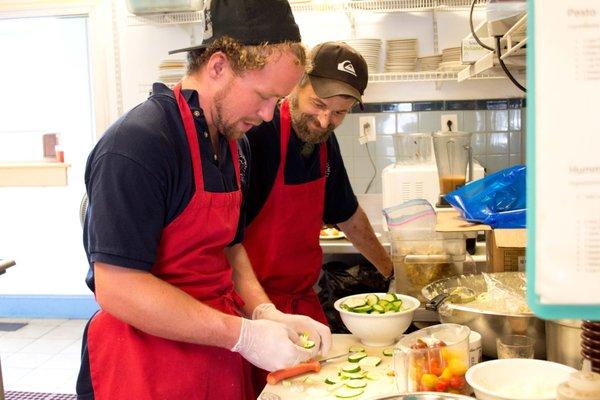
[334,292,420,347]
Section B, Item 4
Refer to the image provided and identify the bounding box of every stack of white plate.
[384,38,418,73]
[418,54,442,71]
[343,39,381,73]
[438,47,463,71]
[157,56,187,87]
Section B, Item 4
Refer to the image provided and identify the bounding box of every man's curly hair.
[187,36,309,75]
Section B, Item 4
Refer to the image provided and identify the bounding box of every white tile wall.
[335,102,525,191]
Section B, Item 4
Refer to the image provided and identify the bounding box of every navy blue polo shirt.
[243,106,358,227]
[83,83,248,292]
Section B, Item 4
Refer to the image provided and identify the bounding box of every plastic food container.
[394,324,471,394]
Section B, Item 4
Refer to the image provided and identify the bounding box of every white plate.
[320,231,346,240]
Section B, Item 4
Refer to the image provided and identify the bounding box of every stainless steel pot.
[546,319,583,369]
[422,272,546,359]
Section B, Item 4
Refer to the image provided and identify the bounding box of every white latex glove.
[231,318,314,372]
[252,303,332,357]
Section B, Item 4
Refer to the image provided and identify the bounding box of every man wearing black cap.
[76,1,331,399]
[239,41,394,393]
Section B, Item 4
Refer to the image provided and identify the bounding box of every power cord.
[364,141,377,194]
[470,0,495,51]
[496,36,527,93]
[469,0,526,93]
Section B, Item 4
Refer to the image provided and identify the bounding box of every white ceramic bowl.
[465,359,576,400]
[333,293,419,347]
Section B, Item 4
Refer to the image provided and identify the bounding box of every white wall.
[0,3,523,299]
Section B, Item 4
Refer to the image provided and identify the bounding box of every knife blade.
[266,352,351,385]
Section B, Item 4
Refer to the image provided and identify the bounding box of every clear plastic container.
[392,232,467,301]
[394,324,471,394]
[393,133,432,165]
[126,0,203,14]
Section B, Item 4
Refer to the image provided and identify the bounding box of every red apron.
[244,99,328,323]
[85,83,253,400]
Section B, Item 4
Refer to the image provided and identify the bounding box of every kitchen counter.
[259,334,398,400]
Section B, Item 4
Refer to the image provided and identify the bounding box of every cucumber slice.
[335,387,364,398]
[340,371,367,380]
[383,348,394,357]
[372,304,384,313]
[344,379,367,389]
[383,293,397,302]
[377,299,390,308]
[325,376,341,385]
[352,304,372,313]
[341,363,361,373]
[299,333,315,349]
[392,300,403,311]
[348,352,367,363]
[365,294,379,306]
[359,356,382,367]
[348,345,365,353]
[366,371,382,380]
[342,298,367,309]
[370,310,381,314]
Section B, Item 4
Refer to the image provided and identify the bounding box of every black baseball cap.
[307,42,369,108]
[169,0,301,54]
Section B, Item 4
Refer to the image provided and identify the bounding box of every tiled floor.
[0,318,86,394]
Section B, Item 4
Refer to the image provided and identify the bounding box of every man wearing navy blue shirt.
[241,41,394,394]
[77,1,331,399]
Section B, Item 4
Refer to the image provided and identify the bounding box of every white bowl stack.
[418,54,442,71]
[438,46,463,71]
[343,39,381,74]
[157,56,187,87]
[384,38,418,73]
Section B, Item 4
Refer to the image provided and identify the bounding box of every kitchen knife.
[266,352,351,385]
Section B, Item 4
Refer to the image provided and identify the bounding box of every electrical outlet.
[441,114,458,132]
[359,116,376,144]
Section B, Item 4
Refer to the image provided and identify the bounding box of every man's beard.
[213,79,244,140]
[289,93,334,144]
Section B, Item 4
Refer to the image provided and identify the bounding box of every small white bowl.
[333,293,419,347]
[465,358,576,400]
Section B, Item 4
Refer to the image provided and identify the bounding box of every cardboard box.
[486,229,527,273]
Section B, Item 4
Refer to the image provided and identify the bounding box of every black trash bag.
[317,261,390,333]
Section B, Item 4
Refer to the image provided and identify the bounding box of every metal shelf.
[369,70,509,83]
[290,0,485,13]
[457,13,527,82]
[127,11,203,26]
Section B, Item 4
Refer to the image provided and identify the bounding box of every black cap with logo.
[307,41,369,108]
[169,0,301,54]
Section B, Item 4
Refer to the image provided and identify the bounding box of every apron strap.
[174,83,205,191]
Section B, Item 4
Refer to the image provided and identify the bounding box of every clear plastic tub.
[126,0,203,14]
[392,232,467,301]
[394,323,471,393]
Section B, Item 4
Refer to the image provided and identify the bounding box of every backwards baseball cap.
[169,0,301,54]
[307,42,369,109]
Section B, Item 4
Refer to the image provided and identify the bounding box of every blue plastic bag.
[444,165,526,228]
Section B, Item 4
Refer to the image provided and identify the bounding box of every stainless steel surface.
[320,230,391,254]
[546,319,583,369]
[366,393,476,400]
[422,272,546,358]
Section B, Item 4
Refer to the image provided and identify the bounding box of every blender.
[432,131,473,207]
